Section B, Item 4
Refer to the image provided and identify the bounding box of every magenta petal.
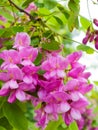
[0,88,10,96]
[14,32,30,49]
[70,91,80,101]
[57,102,70,113]
[44,104,53,114]
[9,80,18,89]
[23,75,33,84]
[66,51,82,63]
[63,112,73,125]
[57,70,65,78]
[0,72,9,81]
[8,91,16,103]
[64,79,79,91]
[16,90,26,101]
[71,98,89,109]
[68,66,85,78]
[71,108,81,120]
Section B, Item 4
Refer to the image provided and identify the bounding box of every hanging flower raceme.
[82,18,98,50]
[0,32,93,130]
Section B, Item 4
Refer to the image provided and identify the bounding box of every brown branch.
[8,0,35,20]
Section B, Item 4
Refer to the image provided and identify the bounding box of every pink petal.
[71,108,81,120]
[8,91,16,103]
[9,80,18,89]
[70,91,80,101]
[57,102,70,113]
[14,32,30,49]
[44,104,53,114]
[57,70,65,78]
[64,79,79,91]
[23,75,33,84]
[0,88,10,96]
[16,90,26,101]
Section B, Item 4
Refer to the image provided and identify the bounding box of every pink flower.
[0,64,23,81]
[25,2,37,13]
[66,51,82,64]
[63,99,89,125]
[22,65,39,84]
[0,50,20,68]
[13,32,31,50]
[41,55,68,79]
[19,46,38,65]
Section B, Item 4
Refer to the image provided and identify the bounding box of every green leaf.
[31,37,40,47]
[0,9,14,22]
[42,41,60,51]
[68,0,80,14]
[43,0,57,9]
[68,13,76,31]
[45,116,63,130]
[57,4,70,19]
[11,26,24,34]
[53,16,63,25]
[77,44,94,54]
[0,108,4,119]
[22,0,34,7]
[0,126,6,130]
[34,52,42,65]
[0,117,13,130]
[69,121,78,130]
[93,81,98,86]
[0,29,5,37]
[3,103,28,130]
[80,16,91,30]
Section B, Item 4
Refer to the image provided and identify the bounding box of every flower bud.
[95,36,98,49]
[89,33,95,42]
[93,19,98,27]
[82,36,89,44]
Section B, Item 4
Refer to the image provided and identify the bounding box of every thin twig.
[8,0,35,20]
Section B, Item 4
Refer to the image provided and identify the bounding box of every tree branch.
[8,0,35,20]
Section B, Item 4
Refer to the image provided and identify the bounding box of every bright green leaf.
[57,4,69,19]
[43,0,57,9]
[45,116,63,130]
[69,121,78,130]
[53,16,64,25]
[68,0,80,14]
[93,81,98,86]
[80,16,91,30]
[0,9,14,22]
[3,103,28,130]
[77,44,94,54]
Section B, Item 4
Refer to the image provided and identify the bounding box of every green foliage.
[42,41,60,51]
[69,121,78,130]
[34,52,42,65]
[45,116,63,130]
[3,103,28,130]
[77,44,94,54]
[0,126,6,130]
[80,16,91,30]
[0,117,13,130]
[43,0,57,9]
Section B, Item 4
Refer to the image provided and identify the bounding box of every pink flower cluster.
[82,19,98,49]
[0,32,93,129]
[77,108,98,130]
